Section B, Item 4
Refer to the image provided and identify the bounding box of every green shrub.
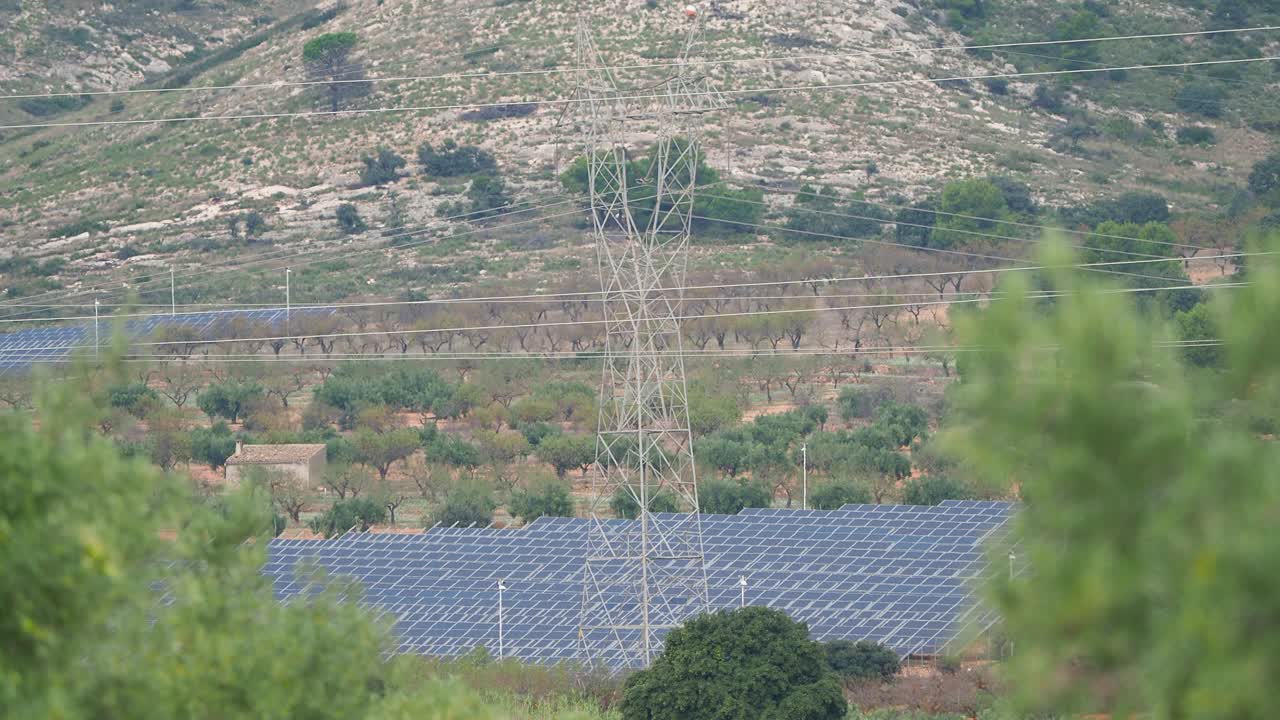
[191,422,238,469]
[620,607,847,720]
[50,219,108,238]
[108,382,160,417]
[309,497,388,538]
[699,479,772,515]
[824,639,901,682]
[434,484,496,528]
[902,476,973,506]
[242,210,268,239]
[534,434,595,478]
[508,478,575,523]
[809,480,872,509]
[196,381,264,424]
[610,486,681,519]
[1248,151,1280,205]
[1031,84,1065,113]
[780,185,890,243]
[359,148,406,186]
[1176,125,1217,145]
[336,203,366,233]
[837,385,893,422]
[418,139,497,176]
[1175,82,1226,118]
[19,94,91,117]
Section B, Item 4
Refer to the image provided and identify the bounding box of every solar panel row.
[264,501,1016,669]
[0,308,330,375]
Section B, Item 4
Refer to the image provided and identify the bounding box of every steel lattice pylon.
[571,16,725,670]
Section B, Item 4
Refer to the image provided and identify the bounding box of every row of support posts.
[88,265,292,356]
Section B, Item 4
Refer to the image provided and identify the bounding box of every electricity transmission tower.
[572,12,725,670]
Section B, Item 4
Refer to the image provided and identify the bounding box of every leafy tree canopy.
[930,178,1011,249]
[302,31,358,61]
[901,476,973,506]
[191,421,237,469]
[620,606,847,720]
[418,139,497,177]
[433,483,496,528]
[1175,82,1227,118]
[781,185,891,244]
[534,433,595,478]
[809,479,872,510]
[610,486,682,519]
[197,380,264,424]
[359,148,407,187]
[1248,151,1280,206]
[508,478,576,523]
[824,639,901,683]
[309,497,388,538]
[313,363,459,422]
[108,381,160,417]
[699,479,772,515]
[0,368,513,719]
[946,240,1280,717]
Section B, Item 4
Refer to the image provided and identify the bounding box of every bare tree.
[252,468,308,523]
[263,366,311,408]
[411,460,454,505]
[780,360,816,400]
[780,311,810,350]
[158,361,199,408]
[323,462,370,500]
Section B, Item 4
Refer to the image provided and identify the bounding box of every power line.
[0,196,592,320]
[746,183,1212,254]
[684,210,1202,288]
[4,25,1272,102]
[0,277,1251,354]
[1,164,1223,322]
[6,337,1229,368]
[4,56,1275,131]
[0,179,731,316]
[0,236,1249,328]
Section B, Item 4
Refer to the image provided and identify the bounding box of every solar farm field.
[266,500,1016,668]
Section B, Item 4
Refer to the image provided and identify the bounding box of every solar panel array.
[264,500,1016,668]
[0,308,327,375]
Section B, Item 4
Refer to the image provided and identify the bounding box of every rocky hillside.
[1,0,1277,305]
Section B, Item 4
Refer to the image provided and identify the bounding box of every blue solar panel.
[264,503,1018,668]
[0,307,333,375]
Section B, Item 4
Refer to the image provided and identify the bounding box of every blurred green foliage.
[947,238,1280,717]
[0,368,571,719]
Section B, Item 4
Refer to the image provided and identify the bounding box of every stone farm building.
[224,443,327,488]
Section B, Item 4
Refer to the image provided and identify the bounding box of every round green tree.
[620,607,847,720]
[824,639,901,683]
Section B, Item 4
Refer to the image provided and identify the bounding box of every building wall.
[225,460,312,487]
[307,452,327,489]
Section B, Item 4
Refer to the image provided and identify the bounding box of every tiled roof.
[226,444,326,465]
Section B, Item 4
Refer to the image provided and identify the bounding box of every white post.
[1009,551,1016,579]
[738,575,747,608]
[801,443,808,511]
[497,578,506,660]
[170,266,176,316]
[93,299,100,358]
[285,267,291,321]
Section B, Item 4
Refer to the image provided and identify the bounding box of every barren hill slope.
[1,0,1277,306]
